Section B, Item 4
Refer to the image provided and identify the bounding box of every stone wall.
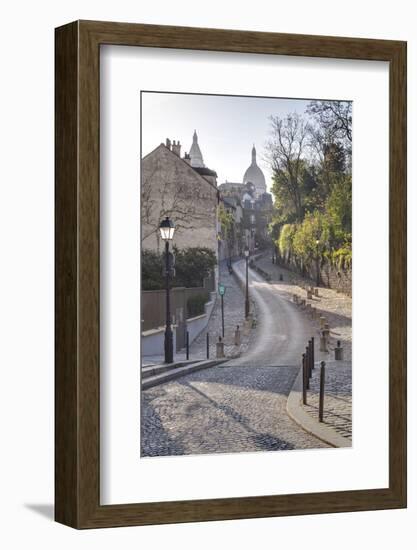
[141,276,215,350]
[277,257,352,296]
[318,262,352,296]
[141,144,218,255]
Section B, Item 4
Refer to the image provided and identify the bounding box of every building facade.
[141,134,218,255]
[218,145,273,253]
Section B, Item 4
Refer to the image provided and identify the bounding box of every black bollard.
[186,331,189,360]
[319,361,326,422]
[302,353,307,405]
[311,337,315,370]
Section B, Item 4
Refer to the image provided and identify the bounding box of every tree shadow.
[141,393,185,457]
[176,364,300,397]
[179,380,295,452]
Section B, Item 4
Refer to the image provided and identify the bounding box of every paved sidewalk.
[287,361,352,447]
[142,262,254,367]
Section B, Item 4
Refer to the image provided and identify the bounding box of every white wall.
[0,1,415,548]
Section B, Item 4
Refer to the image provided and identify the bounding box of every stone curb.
[286,366,351,448]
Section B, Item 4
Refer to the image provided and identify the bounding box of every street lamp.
[244,246,250,318]
[159,216,175,363]
[315,239,320,287]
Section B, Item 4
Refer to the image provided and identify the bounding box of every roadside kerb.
[286,365,351,448]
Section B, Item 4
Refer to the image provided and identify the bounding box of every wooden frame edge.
[55,20,407,529]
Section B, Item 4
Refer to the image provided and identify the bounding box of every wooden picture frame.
[55,20,406,528]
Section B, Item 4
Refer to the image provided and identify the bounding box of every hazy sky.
[141,92,311,192]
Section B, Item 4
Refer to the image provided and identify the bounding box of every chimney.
[172,140,181,157]
[183,152,191,164]
[165,138,171,150]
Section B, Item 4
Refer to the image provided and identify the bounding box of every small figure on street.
[234,325,241,346]
[334,340,344,360]
[216,335,225,358]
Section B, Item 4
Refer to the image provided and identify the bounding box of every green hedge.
[142,246,217,291]
[187,293,209,318]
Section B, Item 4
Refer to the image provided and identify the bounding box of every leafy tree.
[278,224,297,262]
[173,247,217,288]
[268,100,352,276]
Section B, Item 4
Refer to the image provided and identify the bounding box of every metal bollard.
[305,346,311,386]
[320,323,330,352]
[206,332,210,359]
[186,331,190,360]
[319,361,326,422]
[311,337,315,369]
[335,340,344,360]
[314,288,319,297]
[216,336,225,358]
[302,353,307,405]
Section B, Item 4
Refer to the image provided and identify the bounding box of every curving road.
[141,259,328,456]
[226,259,315,367]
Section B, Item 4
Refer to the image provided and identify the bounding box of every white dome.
[243,145,266,196]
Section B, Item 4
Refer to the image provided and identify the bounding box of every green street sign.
[218,284,226,296]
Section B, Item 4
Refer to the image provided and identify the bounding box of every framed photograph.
[55,20,406,528]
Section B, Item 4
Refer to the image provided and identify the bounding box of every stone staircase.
[141,358,228,389]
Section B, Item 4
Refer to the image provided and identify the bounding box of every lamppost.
[315,239,320,287]
[244,246,250,318]
[159,216,175,363]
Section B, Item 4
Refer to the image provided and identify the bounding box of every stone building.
[218,145,273,252]
[141,132,218,255]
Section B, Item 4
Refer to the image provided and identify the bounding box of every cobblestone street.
[141,257,335,456]
[141,363,329,456]
[255,255,352,361]
[253,255,352,443]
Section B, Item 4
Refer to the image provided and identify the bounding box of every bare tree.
[141,157,215,250]
[307,100,352,143]
[265,113,310,221]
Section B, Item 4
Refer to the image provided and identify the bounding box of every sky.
[141,92,311,192]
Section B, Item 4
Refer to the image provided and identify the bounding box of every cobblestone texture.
[304,361,352,440]
[141,254,352,456]
[141,364,329,457]
[185,262,254,359]
[254,255,352,441]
